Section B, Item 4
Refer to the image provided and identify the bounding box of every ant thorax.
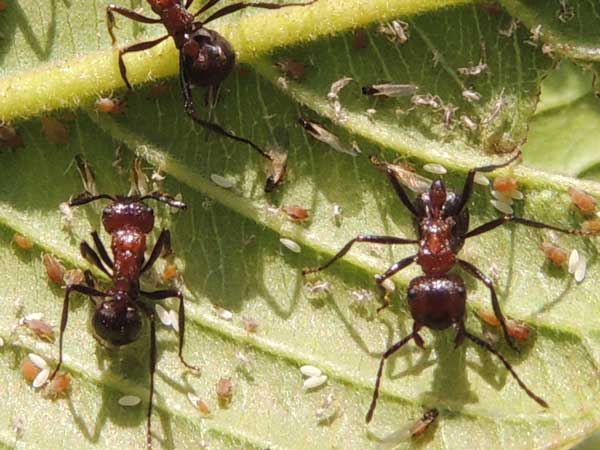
[417,217,457,275]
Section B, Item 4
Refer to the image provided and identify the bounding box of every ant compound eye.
[183,29,235,87]
[93,301,142,346]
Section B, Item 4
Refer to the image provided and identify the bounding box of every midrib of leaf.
[0,0,472,122]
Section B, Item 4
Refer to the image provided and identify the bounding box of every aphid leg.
[366,331,417,423]
[69,191,115,207]
[117,35,169,90]
[458,259,517,352]
[142,289,199,371]
[464,331,548,408]
[464,215,591,239]
[454,150,521,214]
[200,0,318,24]
[138,304,157,450]
[141,191,187,210]
[302,236,417,275]
[80,241,113,277]
[374,255,417,312]
[106,5,160,45]
[141,230,172,273]
[91,231,114,269]
[179,53,273,161]
[48,284,109,382]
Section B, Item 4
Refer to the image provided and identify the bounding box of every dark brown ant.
[106,0,317,191]
[303,151,592,423]
[47,174,196,449]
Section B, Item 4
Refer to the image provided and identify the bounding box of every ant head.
[93,294,142,346]
[102,198,155,234]
[429,179,447,215]
[182,29,236,87]
[148,0,177,14]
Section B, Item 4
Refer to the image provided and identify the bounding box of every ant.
[303,151,592,423]
[47,163,196,449]
[106,0,317,191]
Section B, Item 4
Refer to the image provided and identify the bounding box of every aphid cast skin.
[304,151,593,422]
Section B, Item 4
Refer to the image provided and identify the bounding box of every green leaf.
[1,1,600,450]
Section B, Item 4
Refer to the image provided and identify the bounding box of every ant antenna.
[141,192,187,210]
[69,191,116,207]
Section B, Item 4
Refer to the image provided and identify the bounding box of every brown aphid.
[197,399,211,415]
[43,254,65,285]
[95,97,127,114]
[0,123,24,149]
[282,205,310,222]
[13,233,33,250]
[41,116,70,145]
[22,319,56,343]
[242,316,259,333]
[493,175,518,194]
[569,187,597,215]
[411,408,439,439]
[541,242,568,266]
[45,373,71,398]
[0,1,7,11]
[479,308,501,327]
[265,147,288,193]
[354,29,367,50]
[275,59,306,80]
[22,359,41,383]
[479,310,531,341]
[64,268,85,286]
[216,377,234,406]
[582,218,600,234]
[163,263,178,282]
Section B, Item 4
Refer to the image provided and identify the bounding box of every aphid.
[163,263,178,282]
[21,318,55,342]
[118,395,142,407]
[63,268,85,286]
[0,123,24,149]
[457,62,488,77]
[298,118,360,156]
[582,218,600,234]
[541,242,568,266]
[41,117,70,145]
[303,151,593,422]
[242,316,259,333]
[493,175,518,194]
[275,59,306,80]
[378,20,409,44]
[479,310,531,341]
[569,187,597,215]
[460,114,478,131]
[46,158,197,450]
[22,358,41,383]
[43,254,65,285]
[107,0,317,192]
[13,233,33,250]
[45,373,71,398]
[280,237,301,253]
[462,89,482,103]
[214,306,233,321]
[362,84,418,98]
[0,1,8,12]
[95,96,127,114]
[188,393,211,415]
[410,94,442,110]
[282,205,310,222]
[411,408,439,439]
[265,146,288,193]
[216,377,234,406]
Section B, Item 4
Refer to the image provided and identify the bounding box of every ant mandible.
[47,166,196,449]
[303,151,591,423]
[106,0,317,191]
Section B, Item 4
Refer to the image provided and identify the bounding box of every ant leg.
[106,4,160,45]
[368,156,419,216]
[137,304,157,450]
[464,330,548,408]
[458,259,518,352]
[302,235,417,275]
[141,289,199,371]
[141,230,172,273]
[373,254,417,312]
[91,231,114,270]
[69,191,115,207]
[141,191,187,210]
[117,35,169,90]
[48,284,109,381]
[201,0,318,24]
[464,215,591,239]
[366,331,417,423]
[80,241,112,277]
[454,320,465,348]
[455,150,521,215]
[179,54,273,161]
